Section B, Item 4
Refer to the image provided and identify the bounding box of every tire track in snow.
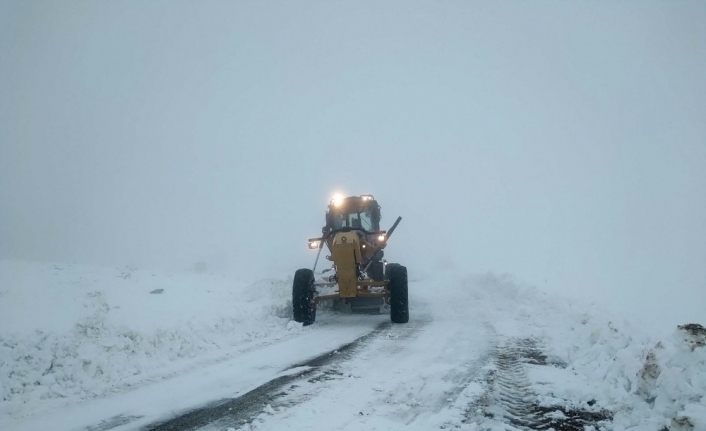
[144,318,429,431]
[200,313,433,431]
[398,321,497,425]
[463,337,613,431]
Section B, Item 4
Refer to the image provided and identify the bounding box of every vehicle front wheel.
[386,263,408,323]
[292,268,316,325]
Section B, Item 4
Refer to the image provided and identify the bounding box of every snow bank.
[541,300,706,430]
[0,260,295,418]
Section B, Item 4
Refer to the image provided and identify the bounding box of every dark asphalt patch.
[84,414,144,431]
[528,404,613,431]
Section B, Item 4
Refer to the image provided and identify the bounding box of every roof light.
[331,193,345,207]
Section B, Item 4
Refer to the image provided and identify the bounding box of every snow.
[455,272,706,431]
[522,296,706,430]
[1,261,705,430]
[0,260,295,419]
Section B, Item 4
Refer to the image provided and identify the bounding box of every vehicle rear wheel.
[292,268,316,325]
[386,263,408,323]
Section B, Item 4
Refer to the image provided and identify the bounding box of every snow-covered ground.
[1,260,704,430]
[0,261,297,420]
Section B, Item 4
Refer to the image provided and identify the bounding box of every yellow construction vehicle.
[292,194,408,325]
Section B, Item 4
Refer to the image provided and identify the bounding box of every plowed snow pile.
[0,260,297,419]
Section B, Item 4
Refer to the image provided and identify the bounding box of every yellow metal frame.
[313,279,389,303]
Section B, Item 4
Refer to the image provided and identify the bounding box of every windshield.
[330,210,374,231]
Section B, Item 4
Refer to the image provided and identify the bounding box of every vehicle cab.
[322,194,387,266]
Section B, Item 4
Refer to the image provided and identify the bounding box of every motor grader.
[292,194,408,325]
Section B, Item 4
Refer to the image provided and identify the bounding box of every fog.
[1,1,704,330]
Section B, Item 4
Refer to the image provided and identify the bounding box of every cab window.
[359,211,373,231]
[330,210,374,231]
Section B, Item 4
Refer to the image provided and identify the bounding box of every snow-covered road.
[186,308,497,431]
[2,262,705,431]
[4,314,388,431]
[151,284,612,431]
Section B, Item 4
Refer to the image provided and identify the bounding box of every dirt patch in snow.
[677,323,706,351]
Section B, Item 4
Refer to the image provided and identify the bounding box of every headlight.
[331,193,344,207]
[377,234,386,242]
[308,240,321,249]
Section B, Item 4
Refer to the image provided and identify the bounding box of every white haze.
[1,1,705,330]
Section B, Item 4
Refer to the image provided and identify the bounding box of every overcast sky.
[1,1,705,329]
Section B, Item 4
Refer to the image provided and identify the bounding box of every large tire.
[367,260,384,281]
[386,263,409,323]
[292,268,316,325]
